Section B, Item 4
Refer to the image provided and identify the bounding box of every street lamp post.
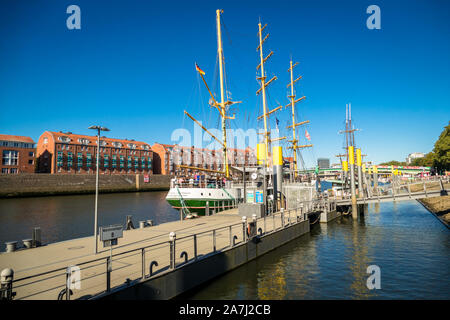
[88,125,110,254]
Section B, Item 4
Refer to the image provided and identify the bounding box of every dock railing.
[2,203,314,301]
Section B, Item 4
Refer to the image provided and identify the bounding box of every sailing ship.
[165,9,245,216]
[166,9,318,217]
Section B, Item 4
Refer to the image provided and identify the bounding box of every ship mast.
[216,9,229,178]
[286,58,312,177]
[257,21,284,165]
[185,9,240,178]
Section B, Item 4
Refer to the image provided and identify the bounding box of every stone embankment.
[0,173,171,198]
[418,195,450,227]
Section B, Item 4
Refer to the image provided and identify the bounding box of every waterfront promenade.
[0,208,299,300]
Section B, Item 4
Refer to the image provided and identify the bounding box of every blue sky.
[0,0,449,167]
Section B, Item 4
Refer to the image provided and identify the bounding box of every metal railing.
[333,176,449,203]
[1,204,314,301]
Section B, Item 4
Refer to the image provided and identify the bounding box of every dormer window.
[112,142,122,148]
[58,136,71,143]
[141,145,149,150]
[127,143,136,149]
[99,140,107,147]
[78,138,90,145]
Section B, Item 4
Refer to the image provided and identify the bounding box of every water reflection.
[184,200,450,300]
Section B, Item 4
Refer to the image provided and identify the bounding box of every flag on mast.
[305,129,311,141]
[195,63,206,75]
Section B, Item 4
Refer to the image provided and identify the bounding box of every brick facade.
[0,134,36,174]
[152,143,257,177]
[37,131,153,175]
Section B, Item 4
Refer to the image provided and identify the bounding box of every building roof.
[0,134,35,144]
[45,131,151,150]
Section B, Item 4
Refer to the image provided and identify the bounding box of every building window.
[67,152,73,168]
[28,159,34,165]
[120,156,124,168]
[58,136,71,143]
[2,150,18,165]
[112,155,117,168]
[2,168,8,174]
[104,155,109,168]
[86,153,92,168]
[77,153,83,168]
[57,151,63,167]
[78,138,90,145]
[10,168,17,174]
[29,151,34,157]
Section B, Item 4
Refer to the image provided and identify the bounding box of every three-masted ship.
[165,9,245,216]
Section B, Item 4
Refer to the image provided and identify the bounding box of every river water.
[0,191,179,246]
[0,192,449,299]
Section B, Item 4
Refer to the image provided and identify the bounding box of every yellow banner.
[272,146,283,166]
[257,143,267,164]
[356,148,362,166]
[342,160,348,172]
[348,146,354,164]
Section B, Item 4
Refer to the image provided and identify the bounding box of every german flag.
[195,63,206,75]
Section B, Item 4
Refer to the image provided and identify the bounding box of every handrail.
[5,200,327,300]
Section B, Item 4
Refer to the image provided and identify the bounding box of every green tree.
[379,160,407,166]
[410,152,436,167]
[433,122,450,171]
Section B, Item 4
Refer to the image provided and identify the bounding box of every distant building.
[152,143,257,177]
[36,131,153,174]
[0,134,36,174]
[406,152,425,165]
[317,158,330,169]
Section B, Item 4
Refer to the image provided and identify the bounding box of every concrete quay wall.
[99,219,310,300]
[0,173,171,198]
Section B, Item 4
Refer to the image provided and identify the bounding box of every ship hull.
[165,187,241,215]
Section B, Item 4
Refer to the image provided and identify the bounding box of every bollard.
[205,201,210,216]
[22,239,32,249]
[5,241,17,253]
[146,219,154,227]
[169,232,176,269]
[125,215,135,230]
[139,221,146,229]
[1,268,15,300]
[32,227,41,247]
[242,216,247,242]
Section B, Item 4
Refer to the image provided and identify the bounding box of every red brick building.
[152,143,256,177]
[36,131,153,175]
[0,134,36,174]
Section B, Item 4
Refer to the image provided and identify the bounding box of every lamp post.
[88,125,110,254]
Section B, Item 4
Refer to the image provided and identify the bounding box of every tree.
[433,122,450,171]
[379,160,407,166]
[410,152,436,167]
